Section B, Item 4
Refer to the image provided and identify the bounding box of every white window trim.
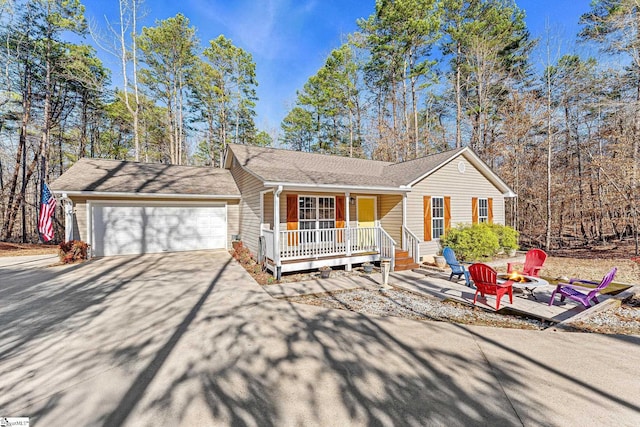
[298,195,336,230]
[478,198,488,223]
[431,196,445,240]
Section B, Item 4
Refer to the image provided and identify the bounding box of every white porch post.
[345,191,351,271]
[273,186,283,279]
[402,193,408,250]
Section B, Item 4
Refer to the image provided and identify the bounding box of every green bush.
[439,223,501,261]
[490,224,519,250]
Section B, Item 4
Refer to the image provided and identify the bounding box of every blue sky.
[83,0,593,134]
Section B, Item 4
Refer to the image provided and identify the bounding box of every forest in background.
[0,0,639,255]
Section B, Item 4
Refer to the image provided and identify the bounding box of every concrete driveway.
[1,251,639,426]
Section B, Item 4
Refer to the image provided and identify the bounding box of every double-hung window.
[478,198,488,223]
[299,196,335,241]
[432,196,445,239]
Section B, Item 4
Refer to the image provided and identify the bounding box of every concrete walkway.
[1,251,638,426]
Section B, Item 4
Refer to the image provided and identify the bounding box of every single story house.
[51,143,516,278]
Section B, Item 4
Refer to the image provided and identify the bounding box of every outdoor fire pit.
[497,272,549,300]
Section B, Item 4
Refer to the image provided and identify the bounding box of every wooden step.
[394,262,420,271]
[394,257,416,267]
[395,250,409,258]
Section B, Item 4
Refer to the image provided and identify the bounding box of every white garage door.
[91,203,226,256]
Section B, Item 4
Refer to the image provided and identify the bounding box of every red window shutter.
[488,198,494,224]
[424,196,432,241]
[335,196,345,228]
[444,196,451,232]
[472,197,478,224]
[286,194,298,245]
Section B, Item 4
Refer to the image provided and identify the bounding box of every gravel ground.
[276,266,370,283]
[287,288,552,330]
[569,296,640,335]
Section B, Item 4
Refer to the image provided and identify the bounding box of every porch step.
[394,262,420,272]
[395,249,410,258]
[394,249,419,271]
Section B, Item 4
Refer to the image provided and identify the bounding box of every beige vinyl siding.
[230,156,264,255]
[379,194,402,244]
[226,200,240,248]
[263,191,274,229]
[406,154,506,257]
[72,198,88,241]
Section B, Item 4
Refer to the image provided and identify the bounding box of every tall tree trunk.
[455,41,462,148]
[119,0,140,161]
[545,36,553,252]
[632,73,640,255]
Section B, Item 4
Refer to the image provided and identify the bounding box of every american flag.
[38,183,56,242]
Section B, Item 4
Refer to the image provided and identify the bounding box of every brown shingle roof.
[229,143,394,187]
[50,158,240,196]
[228,143,465,188]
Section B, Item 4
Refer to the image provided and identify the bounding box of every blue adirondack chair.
[443,247,472,287]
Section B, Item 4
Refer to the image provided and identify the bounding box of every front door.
[357,197,375,227]
[357,197,376,249]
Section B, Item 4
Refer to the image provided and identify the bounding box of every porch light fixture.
[350,197,355,205]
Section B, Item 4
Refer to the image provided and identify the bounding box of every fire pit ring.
[497,273,549,300]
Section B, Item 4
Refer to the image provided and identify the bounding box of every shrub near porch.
[440,223,519,261]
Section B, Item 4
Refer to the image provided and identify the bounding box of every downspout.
[273,185,283,280]
[61,193,73,242]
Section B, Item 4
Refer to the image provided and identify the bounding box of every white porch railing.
[272,226,395,263]
[402,225,420,264]
[378,227,397,270]
[279,228,349,260]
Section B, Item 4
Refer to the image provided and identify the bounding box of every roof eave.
[262,181,410,194]
[51,190,241,199]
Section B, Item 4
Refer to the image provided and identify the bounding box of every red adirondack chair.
[469,263,513,310]
[507,249,547,277]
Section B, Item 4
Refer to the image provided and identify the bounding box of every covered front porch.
[258,187,421,278]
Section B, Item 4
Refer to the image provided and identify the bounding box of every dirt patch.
[549,239,639,260]
[491,256,639,285]
[0,242,59,257]
[540,257,639,284]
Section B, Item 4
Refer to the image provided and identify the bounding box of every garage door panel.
[93,204,226,256]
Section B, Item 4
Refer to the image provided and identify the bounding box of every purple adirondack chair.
[548,267,617,308]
